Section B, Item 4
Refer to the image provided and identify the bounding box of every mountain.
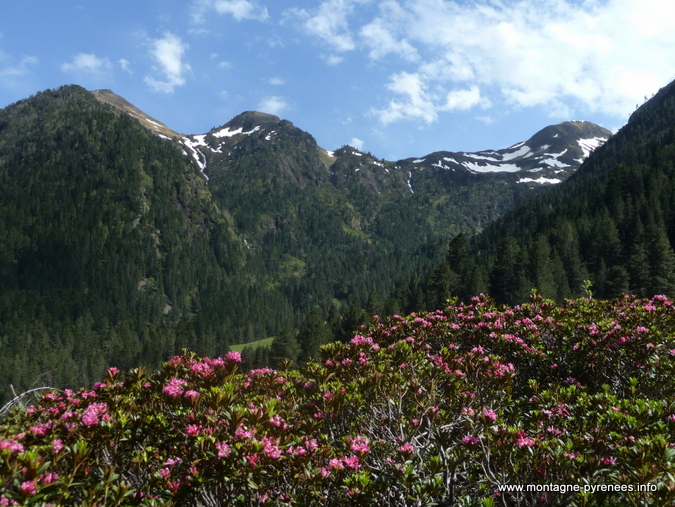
[406,120,611,187]
[0,86,248,404]
[0,85,610,405]
[92,88,608,195]
[178,108,609,191]
[92,89,182,139]
[411,79,675,306]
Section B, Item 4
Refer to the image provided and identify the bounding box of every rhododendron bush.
[2,294,675,506]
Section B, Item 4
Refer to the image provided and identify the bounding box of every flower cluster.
[1,295,675,505]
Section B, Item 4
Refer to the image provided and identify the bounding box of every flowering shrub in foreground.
[1,294,675,506]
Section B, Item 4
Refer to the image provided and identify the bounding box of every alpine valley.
[0,85,612,404]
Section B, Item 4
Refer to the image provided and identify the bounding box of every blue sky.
[2,0,675,160]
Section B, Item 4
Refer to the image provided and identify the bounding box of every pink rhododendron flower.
[81,402,108,426]
[52,439,63,453]
[216,442,232,458]
[20,481,37,496]
[329,458,343,469]
[30,422,52,436]
[269,414,286,428]
[482,408,498,421]
[245,454,260,467]
[350,334,380,351]
[399,443,414,454]
[190,362,213,377]
[225,351,242,364]
[163,378,187,398]
[235,424,254,440]
[186,424,202,436]
[350,436,370,455]
[461,435,479,445]
[516,436,536,447]
[39,472,58,484]
[343,455,361,469]
[262,438,282,459]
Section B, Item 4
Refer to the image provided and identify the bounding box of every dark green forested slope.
[0,87,527,404]
[0,85,607,404]
[413,79,675,308]
[197,115,544,325]
[0,86,249,403]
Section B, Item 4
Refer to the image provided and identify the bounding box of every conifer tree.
[297,308,333,360]
[269,327,301,368]
[647,226,675,295]
[529,236,557,299]
[490,237,531,305]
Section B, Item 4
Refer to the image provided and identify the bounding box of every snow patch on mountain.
[518,177,562,185]
[578,137,605,159]
[463,161,521,173]
[213,125,261,138]
[181,137,208,180]
[501,145,531,161]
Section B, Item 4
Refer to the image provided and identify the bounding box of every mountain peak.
[405,120,611,186]
[91,89,183,139]
[224,111,282,131]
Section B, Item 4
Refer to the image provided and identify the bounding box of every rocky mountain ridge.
[92,89,611,192]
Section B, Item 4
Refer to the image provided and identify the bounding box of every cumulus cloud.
[442,86,491,112]
[371,71,438,125]
[119,59,132,73]
[192,0,269,22]
[304,0,675,123]
[257,95,289,115]
[350,137,364,150]
[408,0,675,117]
[286,0,371,63]
[61,53,112,76]
[360,17,417,61]
[144,33,191,94]
[0,53,37,79]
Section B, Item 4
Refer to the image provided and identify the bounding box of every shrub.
[1,294,675,505]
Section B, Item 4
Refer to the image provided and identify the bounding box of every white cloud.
[441,86,491,112]
[0,53,37,79]
[268,77,284,85]
[119,59,131,73]
[389,0,675,118]
[302,0,675,124]
[350,137,364,150]
[144,33,191,94]
[360,18,417,61]
[192,0,269,22]
[325,54,344,66]
[61,53,112,76]
[371,71,438,125]
[257,95,288,115]
[286,0,372,55]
